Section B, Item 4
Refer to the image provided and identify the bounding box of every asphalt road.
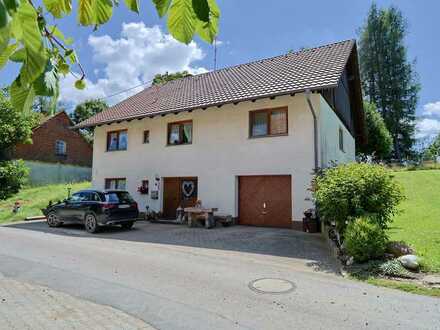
[0,221,439,330]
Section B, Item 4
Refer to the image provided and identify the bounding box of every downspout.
[305,89,319,171]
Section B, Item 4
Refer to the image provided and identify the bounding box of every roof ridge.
[153,39,355,89]
[183,39,355,80]
[75,39,358,129]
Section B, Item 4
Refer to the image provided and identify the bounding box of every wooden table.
[184,207,218,229]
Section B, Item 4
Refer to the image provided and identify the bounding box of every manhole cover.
[248,278,295,294]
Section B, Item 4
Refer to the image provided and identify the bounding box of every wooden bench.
[184,207,218,229]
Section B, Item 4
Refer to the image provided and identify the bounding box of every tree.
[0,0,220,113]
[0,92,38,159]
[152,71,192,85]
[71,99,108,136]
[359,101,393,159]
[359,3,420,160]
[423,134,440,161]
[0,92,38,199]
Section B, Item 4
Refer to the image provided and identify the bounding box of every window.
[105,178,127,190]
[104,191,134,203]
[84,192,104,202]
[143,130,150,144]
[55,140,67,156]
[249,108,288,138]
[69,192,85,202]
[167,121,192,145]
[339,128,344,152]
[107,130,128,151]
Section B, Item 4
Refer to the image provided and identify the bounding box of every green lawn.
[0,182,91,225]
[389,170,440,272]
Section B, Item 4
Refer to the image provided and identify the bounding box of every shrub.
[0,160,29,200]
[344,217,388,263]
[314,163,404,233]
[379,259,414,278]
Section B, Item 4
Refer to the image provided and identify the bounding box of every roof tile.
[75,39,355,128]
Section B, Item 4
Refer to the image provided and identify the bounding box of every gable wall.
[13,113,93,167]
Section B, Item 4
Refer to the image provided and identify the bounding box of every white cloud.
[423,101,440,117]
[59,23,207,106]
[415,118,440,139]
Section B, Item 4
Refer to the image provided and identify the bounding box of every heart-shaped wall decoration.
[182,181,195,198]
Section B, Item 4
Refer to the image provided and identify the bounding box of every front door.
[239,175,292,228]
[163,177,198,219]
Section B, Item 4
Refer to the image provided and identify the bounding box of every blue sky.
[1,0,439,138]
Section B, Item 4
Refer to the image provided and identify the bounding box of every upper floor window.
[143,130,150,144]
[168,120,192,145]
[107,130,127,151]
[105,178,126,190]
[339,128,344,152]
[249,107,288,138]
[55,140,67,156]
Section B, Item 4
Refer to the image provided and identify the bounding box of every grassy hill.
[389,170,440,272]
[0,182,91,224]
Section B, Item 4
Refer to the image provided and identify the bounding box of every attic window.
[55,140,67,156]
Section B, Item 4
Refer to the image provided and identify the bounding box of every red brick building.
[13,111,93,167]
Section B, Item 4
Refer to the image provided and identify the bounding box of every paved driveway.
[6,221,337,273]
[0,221,439,329]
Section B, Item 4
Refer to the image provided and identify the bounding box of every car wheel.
[47,212,61,227]
[84,213,99,233]
[121,221,134,230]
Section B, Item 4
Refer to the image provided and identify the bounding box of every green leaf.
[48,25,66,41]
[65,49,76,63]
[152,0,171,17]
[15,1,47,85]
[167,0,196,44]
[4,0,19,13]
[78,0,113,26]
[43,0,72,18]
[123,0,139,13]
[0,23,10,54]
[0,42,15,69]
[9,47,25,62]
[75,79,86,90]
[33,60,59,97]
[192,0,209,22]
[58,62,69,75]
[10,76,36,113]
[9,12,21,39]
[195,0,219,43]
[0,0,11,28]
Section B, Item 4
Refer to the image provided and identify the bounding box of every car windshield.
[105,191,134,204]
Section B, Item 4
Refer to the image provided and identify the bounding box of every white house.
[75,39,365,229]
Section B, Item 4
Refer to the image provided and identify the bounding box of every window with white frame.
[55,140,67,156]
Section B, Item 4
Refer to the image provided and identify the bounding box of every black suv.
[43,189,139,233]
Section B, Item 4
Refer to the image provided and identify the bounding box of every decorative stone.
[398,254,419,270]
[386,241,415,257]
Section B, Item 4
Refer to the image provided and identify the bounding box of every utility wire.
[99,79,154,100]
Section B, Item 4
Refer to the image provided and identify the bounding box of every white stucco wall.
[318,95,356,167]
[92,93,355,223]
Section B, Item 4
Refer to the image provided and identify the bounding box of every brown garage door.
[239,175,292,228]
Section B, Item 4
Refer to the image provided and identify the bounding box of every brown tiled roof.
[75,39,356,128]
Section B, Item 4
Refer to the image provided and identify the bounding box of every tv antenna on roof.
[213,37,218,71]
